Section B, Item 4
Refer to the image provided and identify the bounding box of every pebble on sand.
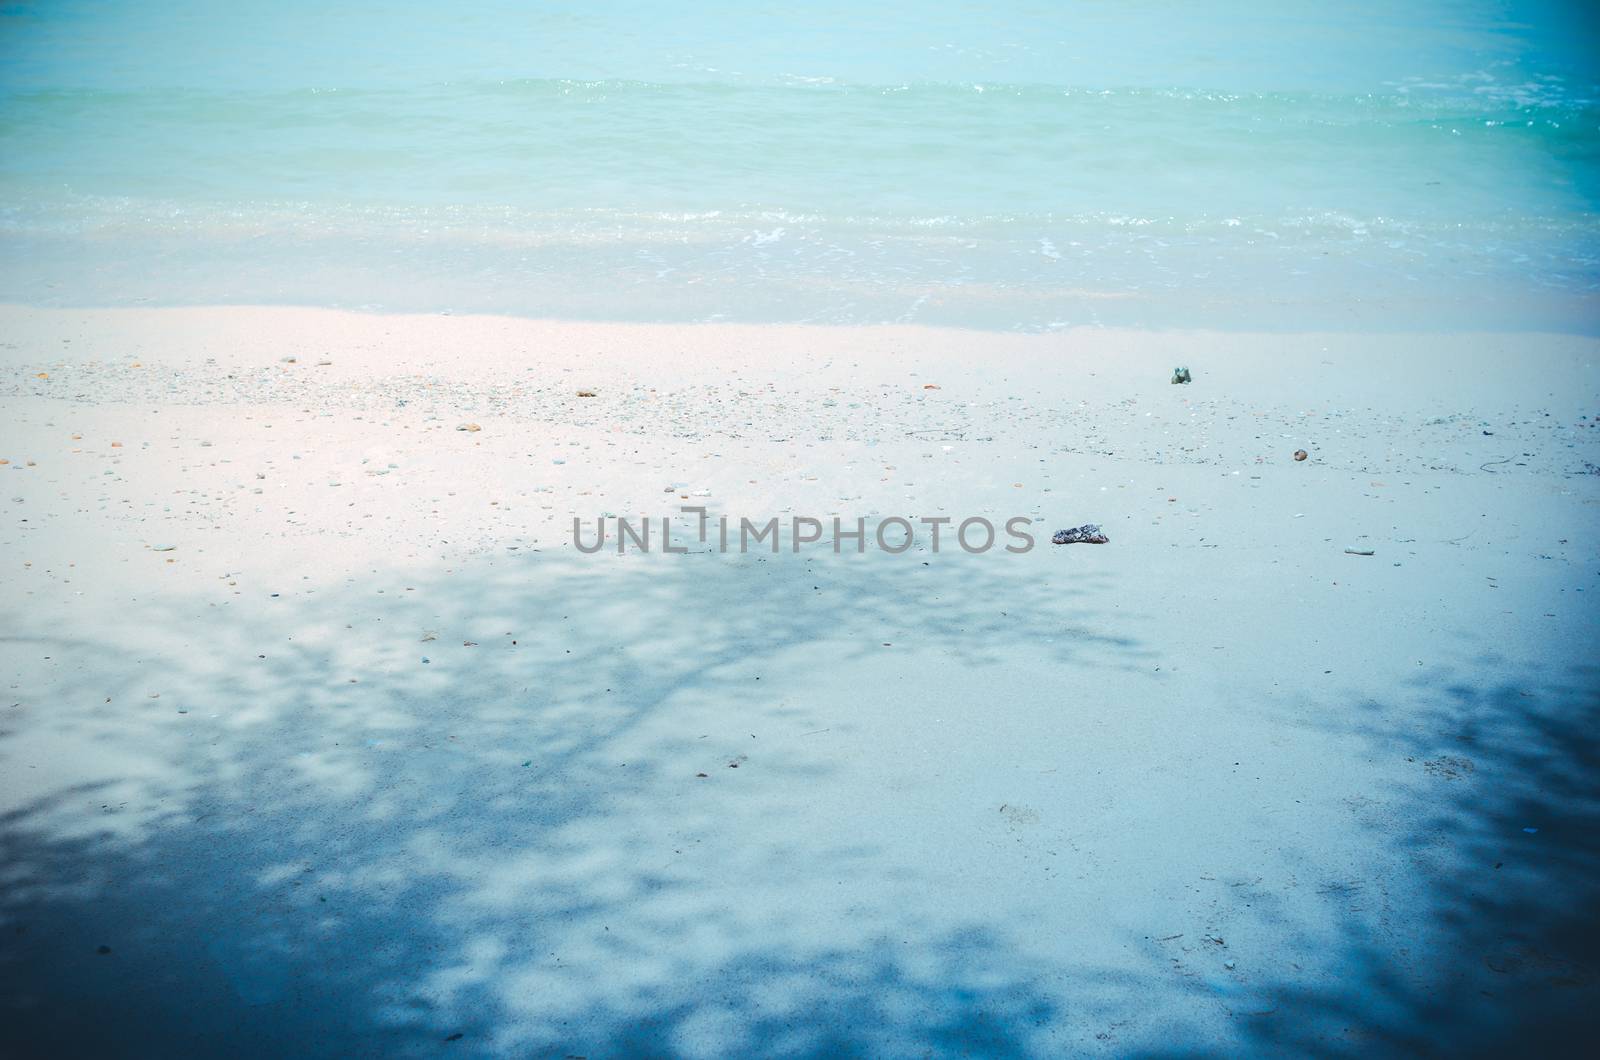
[1053,525,1109,545]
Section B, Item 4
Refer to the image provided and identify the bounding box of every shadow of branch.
[1,547,1147,1057]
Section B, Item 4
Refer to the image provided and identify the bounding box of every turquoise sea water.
[1,1,1597,330]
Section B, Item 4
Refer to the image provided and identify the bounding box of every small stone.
[1052,524,1109,545]
[1171,367,1192,384]
[457,423,481,432]
[1293,449,1308,461]
[577,390,597,398]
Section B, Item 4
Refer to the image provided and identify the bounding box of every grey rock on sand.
[1052,524,1109,544]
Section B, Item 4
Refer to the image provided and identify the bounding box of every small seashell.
[457,423,482,432]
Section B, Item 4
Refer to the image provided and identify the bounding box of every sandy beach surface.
[2,304,1597,1055]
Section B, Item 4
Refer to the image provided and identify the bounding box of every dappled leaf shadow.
[5,542,1596,1055]
[1222,665,1600,1056]
[1,546,1146,1057]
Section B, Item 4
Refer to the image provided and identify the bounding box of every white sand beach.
[2,304,1596,1054]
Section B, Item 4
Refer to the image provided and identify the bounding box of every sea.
[1,0,1596,331]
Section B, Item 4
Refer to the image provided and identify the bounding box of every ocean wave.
[4,76,1594,118]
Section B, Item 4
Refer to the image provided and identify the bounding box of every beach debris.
[1293,449,1308,461]
[1171,367,1192,384]
[280,356,297,364]
[1053,524,1109,545]
[456,423,481,432]
[1344,547,1375,556]
[150,544,176,552]
[577,389,597,397]
[923,384,941,390]
[1423,755,1475,780]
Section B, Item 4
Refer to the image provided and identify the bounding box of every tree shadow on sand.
[1221,662,1600,1057]
[5,543,1597,1056]
[1,546,1152,1057]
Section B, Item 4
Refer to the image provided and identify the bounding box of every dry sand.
[1,305,1597,1055]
